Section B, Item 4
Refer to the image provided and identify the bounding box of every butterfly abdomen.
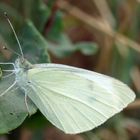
[15,69,29,90]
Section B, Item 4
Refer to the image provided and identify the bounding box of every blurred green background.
[0,0,140,140]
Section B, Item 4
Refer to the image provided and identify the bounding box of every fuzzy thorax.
[15,58,33,70]
[15,58,33,89]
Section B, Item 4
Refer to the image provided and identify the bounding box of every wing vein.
[29,83,66,131]
[32,81,108,119]
[69,102,97,126]
[30,66,133,101]
[62,104,82,132]
[34,80,127,107]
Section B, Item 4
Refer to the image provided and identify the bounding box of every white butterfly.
[0,14,135,134]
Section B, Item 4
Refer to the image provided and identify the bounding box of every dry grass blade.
[91,0,116,28]
[130,67,140,92]
[91,0,116,72]
[127,100,140,109]
[58,1,140,53]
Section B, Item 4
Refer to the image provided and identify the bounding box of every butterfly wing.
[27,64,135,134]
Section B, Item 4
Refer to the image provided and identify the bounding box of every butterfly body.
[14,58,32,90]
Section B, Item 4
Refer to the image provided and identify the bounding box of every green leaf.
[0,75,37,134]
[0,20,50,134]
[75,42,98,55]
[23,111,51,130]
[9,0,50,32]
[46,11,63,41]
[0,2,22,22]
[48,35,75,58]
[30,0,50,32]
[48,34,98,58]
[111,45,135,84]
[18,20,50,63]
[47,0,56,8]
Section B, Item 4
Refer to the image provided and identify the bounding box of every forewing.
[27,64,135,134]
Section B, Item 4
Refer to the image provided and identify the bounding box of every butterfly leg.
[2,72,14,79]
[0,81,17,97]
[0,63,16,76]
[0,63,16,69]
[24,91,32,116]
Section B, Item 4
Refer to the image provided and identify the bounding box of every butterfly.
[0,13,135,134]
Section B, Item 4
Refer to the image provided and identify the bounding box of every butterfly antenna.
[4,12,24,59]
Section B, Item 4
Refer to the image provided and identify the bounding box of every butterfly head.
[15,57,33,70]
